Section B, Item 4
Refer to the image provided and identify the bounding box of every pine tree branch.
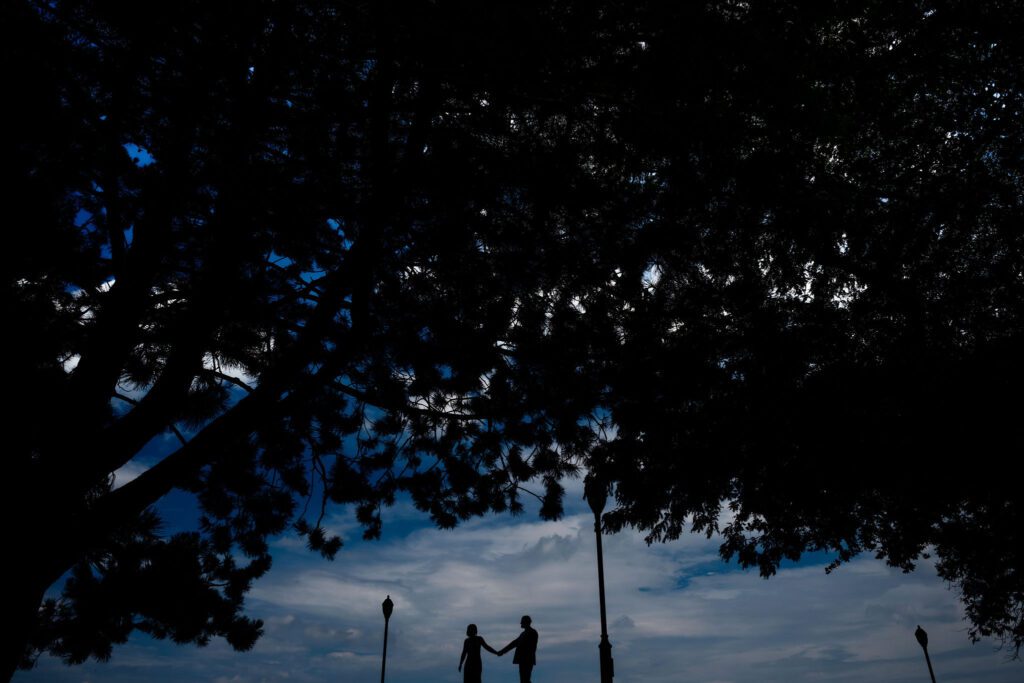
[207,370,256,393]
[88,389,271,535]
[331,380,483,421]
[112,392,188,446]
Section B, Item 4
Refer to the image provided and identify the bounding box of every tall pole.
[915,625,937,683]
[381,595,394,683]
[585,477,614,683]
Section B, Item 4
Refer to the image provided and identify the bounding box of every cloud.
[241,509,1013,683]
[613,615,636,629]
[111,460,149,488]
[22,499,1019,683]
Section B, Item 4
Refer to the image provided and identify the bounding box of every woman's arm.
[481,638,498,655]
[459,639,468,671]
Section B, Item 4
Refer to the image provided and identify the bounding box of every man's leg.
[518,664,534,683]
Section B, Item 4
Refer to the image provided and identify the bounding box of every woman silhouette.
[458,624,498,683]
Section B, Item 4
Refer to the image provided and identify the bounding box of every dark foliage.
[4,0,1022,677]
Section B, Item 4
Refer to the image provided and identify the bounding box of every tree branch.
[88,389,271,532]
[112,392,188,446]
[207,370,256,393]
[331,380,483,421]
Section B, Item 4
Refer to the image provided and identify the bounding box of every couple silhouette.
[458,615,538,683]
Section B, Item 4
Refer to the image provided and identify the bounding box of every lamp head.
[584,476,608,516]
[915,625,928,649]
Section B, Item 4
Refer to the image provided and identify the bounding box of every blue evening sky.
[20,437,1021,683]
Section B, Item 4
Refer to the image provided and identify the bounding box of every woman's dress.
[462,635,492,683]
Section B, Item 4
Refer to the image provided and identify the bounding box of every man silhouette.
[497,615,538,683]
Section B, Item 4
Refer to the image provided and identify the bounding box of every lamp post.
[584,476,614,683]
[381,595,394,683]
[915,625,937,683]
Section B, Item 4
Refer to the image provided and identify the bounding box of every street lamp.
[381,595,394,683]
[584,476,614,683]
[915,625,937,683]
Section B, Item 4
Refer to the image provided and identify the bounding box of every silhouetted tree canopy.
[4,0,1022,677]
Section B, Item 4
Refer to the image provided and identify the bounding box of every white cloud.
[241,510,1014,683]
[23,501,1020,683]
[111,460,149,488]
[61,353,80,373]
